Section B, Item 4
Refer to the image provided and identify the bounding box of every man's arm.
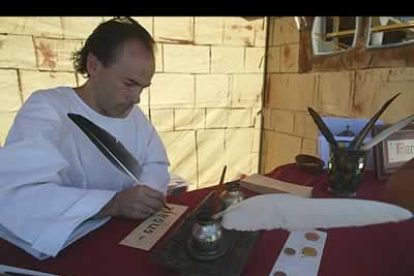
[0,92,116,258]
[94,111,170,219]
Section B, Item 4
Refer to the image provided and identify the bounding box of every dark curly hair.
[72,17,155,77]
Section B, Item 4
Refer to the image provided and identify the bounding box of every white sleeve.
[0,93,116,258]
[139,123,170,195]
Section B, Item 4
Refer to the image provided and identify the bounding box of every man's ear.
[86,53,101,77]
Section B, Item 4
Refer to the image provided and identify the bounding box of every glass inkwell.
[220,181,245,209]
[186,182,245,261]
[186,209,227,261]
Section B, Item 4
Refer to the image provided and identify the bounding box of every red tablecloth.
[1,164,414,276]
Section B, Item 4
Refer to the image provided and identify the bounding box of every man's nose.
[129,88,143,104]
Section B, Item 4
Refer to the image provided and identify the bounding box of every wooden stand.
[151,191,259,276]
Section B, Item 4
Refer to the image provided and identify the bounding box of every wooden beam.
[324,22,414,39]
[325,29,355,39]
[371,22,414,33]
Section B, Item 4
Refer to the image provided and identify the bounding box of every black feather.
[349,93,401,149]
[68,113,141,182]
[308,107,339,149]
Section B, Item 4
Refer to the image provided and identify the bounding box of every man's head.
[72,17,155,118]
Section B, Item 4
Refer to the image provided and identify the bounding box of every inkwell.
[187,166,229,260]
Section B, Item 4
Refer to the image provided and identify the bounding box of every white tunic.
[0,87,170,259]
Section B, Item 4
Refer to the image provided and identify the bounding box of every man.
[0,17,170,259]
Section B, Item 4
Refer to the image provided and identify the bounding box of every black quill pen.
[308,107,339,148]
[68,113,141,181]
[68,113,171,210]
[349,93,401,149]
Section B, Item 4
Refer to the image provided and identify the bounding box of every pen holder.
[327,145,368,197]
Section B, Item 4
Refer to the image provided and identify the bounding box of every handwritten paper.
[119,204,188,251]
[268,230,327,276]
[240,174,313,198]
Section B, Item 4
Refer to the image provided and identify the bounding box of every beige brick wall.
[280,44,299,73]
[294,113,319,140]
[0,35,37,69]
[159,130,197,185]
[151,17,265,186]
[253,19,267,47]
[163,44,210,73]
[154,17,194,43]
[175,109,205,130]
[225,128,254,177]
[195,17,224,45]
[0,17,63,38]
[196,75,229,108]
[230,74,263,108]
[150,73,195,108]
[223,17,255,46]
[211,46,245,73]
[206,109,228,128]
[228,108,253,127]
[319,71,355,117]
[273,17,299,46]
[131,17,154,36]
[354,68,414,123]
[262,16,414,174]
[61,17,104,39]
[154,43,163,73]
[0,113,17,145]
[151,109,174,131]
[271,109,294,133]
[267,73,318,111]
[263,130,302,173]
[267,46,281,73]
[0,69,21,145]
[0,16,267,189]
[197,129,226,187]
[33,37,83,71]
[302,138,317,156]
[0,69,22,112]
[20,70,77,101]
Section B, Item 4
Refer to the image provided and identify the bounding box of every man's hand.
[95,185,166,219]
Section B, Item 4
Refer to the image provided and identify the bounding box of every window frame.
[366,16,414,49]
[311,16,360,56]
[298,17,414,73]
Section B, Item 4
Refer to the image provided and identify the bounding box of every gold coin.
[273,271,287,276]
[283,247,296,256]
[305,232,320,241]
[302,247,318,257]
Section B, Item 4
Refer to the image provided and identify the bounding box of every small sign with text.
[120,204,188,251]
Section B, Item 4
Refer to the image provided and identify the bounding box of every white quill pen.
[361,114,414,151]
[219,194,412,232]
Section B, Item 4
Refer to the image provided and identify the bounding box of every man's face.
[92,39,155,118]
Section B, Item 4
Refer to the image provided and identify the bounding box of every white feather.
[221,194,413,231]
[361,114,414,151]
